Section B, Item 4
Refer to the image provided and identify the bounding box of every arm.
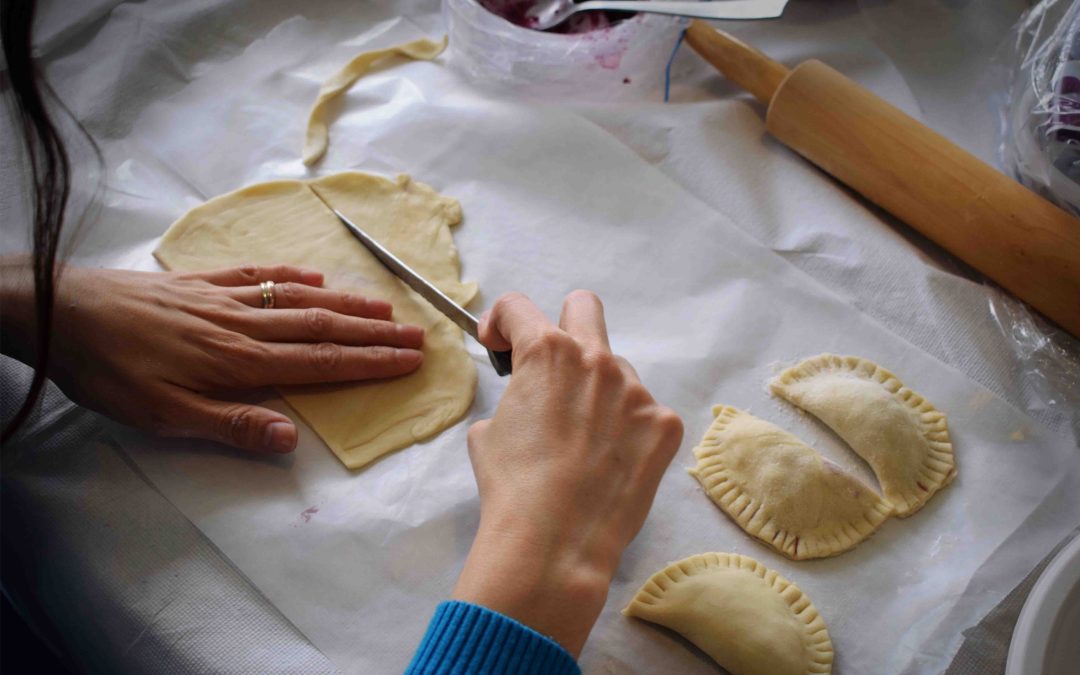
[1,255,41,366]
[408,290,684,670]
[1,256,425,453]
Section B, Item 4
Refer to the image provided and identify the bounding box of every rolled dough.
[154,172,478,469]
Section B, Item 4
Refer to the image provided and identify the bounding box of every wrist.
[452,511,613,658]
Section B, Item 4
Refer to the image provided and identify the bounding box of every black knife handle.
[487,349,513,376]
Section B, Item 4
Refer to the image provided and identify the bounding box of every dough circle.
[155,172,477,469]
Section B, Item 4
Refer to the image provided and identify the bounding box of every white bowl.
[1006,533,1080,675]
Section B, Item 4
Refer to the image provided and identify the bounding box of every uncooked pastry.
[690,406,893,560]
[770,354,956,517]
[302,36,448,166]
[155,172,477,469]
[624,552,833,675]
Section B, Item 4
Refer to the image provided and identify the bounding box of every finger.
[225,282,392,320]
[232,308,423,348]
[614,354,641,383]
[479,292,552,352]
[186,264,324,288]
[558,289,610,351]
[247,343,424,385]
[166,391,298,454]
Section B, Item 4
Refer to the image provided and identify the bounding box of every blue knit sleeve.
[406,601,581,675]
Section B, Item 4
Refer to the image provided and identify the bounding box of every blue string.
[664,28,687,103]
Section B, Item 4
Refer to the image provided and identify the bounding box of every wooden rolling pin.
[685,20,1080,338]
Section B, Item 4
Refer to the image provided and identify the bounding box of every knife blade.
[314,194,512,376]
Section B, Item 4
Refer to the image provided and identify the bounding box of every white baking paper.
[51,2,1079,674]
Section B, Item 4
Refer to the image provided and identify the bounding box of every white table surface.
[3,1,1077,673]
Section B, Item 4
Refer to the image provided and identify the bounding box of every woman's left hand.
[2,260,426,454]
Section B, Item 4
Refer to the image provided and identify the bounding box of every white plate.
[1006,533,1080,675]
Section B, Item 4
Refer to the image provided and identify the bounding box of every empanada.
[624,552,833,675]
[770,354,955,517]
[691,407,893,560]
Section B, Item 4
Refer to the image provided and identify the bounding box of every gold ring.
[260,280,276,309]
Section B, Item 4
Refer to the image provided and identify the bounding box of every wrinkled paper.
[71,5,1079,675]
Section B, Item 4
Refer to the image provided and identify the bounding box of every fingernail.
[396,324,424,345]
[263,422,297,454]
[396,348,424,367]
[299,270,323,286]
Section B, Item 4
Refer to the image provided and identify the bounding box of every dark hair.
[1,0,87,441]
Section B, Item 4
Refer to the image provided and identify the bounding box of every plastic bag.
[999,0,1080,216]
[991,0,1080,433]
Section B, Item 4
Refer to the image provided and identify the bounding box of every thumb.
[167,391,298,454]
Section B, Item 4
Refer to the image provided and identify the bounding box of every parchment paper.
[94,13,1080,674]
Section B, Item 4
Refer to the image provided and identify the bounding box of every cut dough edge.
[302,36,448,166]
[624,552,834,675]
[769,353,956,517]
[691,406,893,560]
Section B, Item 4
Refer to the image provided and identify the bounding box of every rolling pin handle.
[685,20,790,104]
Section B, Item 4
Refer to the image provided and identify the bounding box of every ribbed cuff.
[406,601,581,675]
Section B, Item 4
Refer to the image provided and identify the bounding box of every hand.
[452,291,684,657]
[1,259,425,454]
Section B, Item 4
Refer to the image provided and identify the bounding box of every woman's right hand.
[452,291,684,657]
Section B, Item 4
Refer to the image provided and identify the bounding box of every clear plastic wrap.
[1000,0,1080,216]
[992,0,1080,434]
[444,0,684,100]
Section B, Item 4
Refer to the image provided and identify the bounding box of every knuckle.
[492,292,529,316]
[339,291,364,313]
[207,331,259,364]
[303,307,334,339]
[614,355,636,373]
[310,342,343,371]
[584,349,621,376]
[366,319,395,344]
[203,299,241,325]
[655,407,685,439]
[370,345,398,360]
[218,404,257,445]
[625,382,654,406]
[522,329,575,360]
[236,264,260,282]
[279,282,304,306]
[541,329,574,350]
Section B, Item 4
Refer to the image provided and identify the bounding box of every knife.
[316,197,513,376]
